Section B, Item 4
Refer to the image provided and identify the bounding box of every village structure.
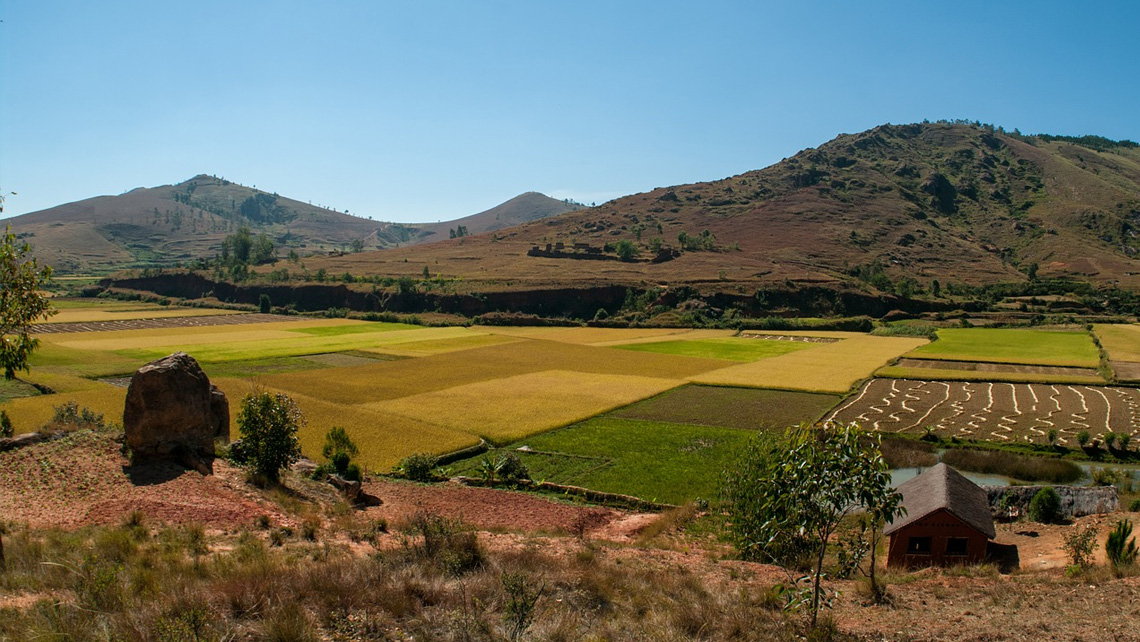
[885,463,997,568]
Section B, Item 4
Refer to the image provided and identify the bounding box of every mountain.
[405,192,584,245]
[4,175,579,273]
[303,122,1140,292]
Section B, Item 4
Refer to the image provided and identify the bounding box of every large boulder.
[124,352,229,468]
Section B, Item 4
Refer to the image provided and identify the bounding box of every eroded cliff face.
[101,273,968,322]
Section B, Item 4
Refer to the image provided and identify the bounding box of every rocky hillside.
[304,123,1140,292]
[5,176,579,273]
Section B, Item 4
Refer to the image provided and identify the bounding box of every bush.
[259,293,271,314]
[47,401,105,431]
[236,392,304,484]
[1064,524,1098,568]
[1105,432,1118,449]
[1092,467,1126,487]
[0,409,11,438]
[402,511,484,576]
[1078,431,1091,447]
[1106,519,1138,568]
[1028,487,1062,524]
[1120,433,1133,451]
[1131,498,1140,512]
[397,453,438,482]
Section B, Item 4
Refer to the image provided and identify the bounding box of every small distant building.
[885,463,996,568]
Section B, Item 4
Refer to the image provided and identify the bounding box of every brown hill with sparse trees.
[302,122,1140,295]
[5,176,579,273]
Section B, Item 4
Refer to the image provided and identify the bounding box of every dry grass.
[367,370,683,443]
[689,335,928,393]
[45,305,245,324]
[367,332,522,357]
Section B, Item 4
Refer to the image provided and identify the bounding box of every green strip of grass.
[455,418,757,505]
[612,338,813,362]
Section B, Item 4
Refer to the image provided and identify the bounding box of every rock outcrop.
[124,352,228,472]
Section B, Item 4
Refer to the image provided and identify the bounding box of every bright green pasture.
[453,418,757,505]
[613,337,813,362]
[906,328,1100,368]
[611,385,839,431]
[291,322,411,336]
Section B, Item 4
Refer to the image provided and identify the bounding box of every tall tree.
[0,225,56,380]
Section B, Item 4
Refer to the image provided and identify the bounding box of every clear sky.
[2,1,1138,222]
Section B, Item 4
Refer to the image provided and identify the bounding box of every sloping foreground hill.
[5,175,578,272]
[303,123,1140,292]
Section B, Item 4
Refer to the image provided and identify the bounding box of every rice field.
[42,299,246,324]
[827,378,1140,445]
[689,334,928,393]
[905,327,1101,368]
[1094,324,1140,362]
[611,385,839,431]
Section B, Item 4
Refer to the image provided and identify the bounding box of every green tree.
[1028,487,1061,524]
[0,410,12,438]
[1,225,56,380]
[258,293,271,314]
[321,426,359,461]
[614,239,639,262]
[236,392,303,484]
[721,423,903,627]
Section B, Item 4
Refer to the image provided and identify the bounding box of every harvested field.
[906,327,1100,368]
[877,358,1107,384]
[479,326,733,346]
[34,312,265,333]
[611,384,839,430]
[367,370,683,444]
[828,378,1140,444]
[689,334,928,393]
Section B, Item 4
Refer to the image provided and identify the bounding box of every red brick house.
[885,463,996,568]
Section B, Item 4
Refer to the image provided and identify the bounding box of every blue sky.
[2,1,1137,222]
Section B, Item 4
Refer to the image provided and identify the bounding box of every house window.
[906,536,932,555]
[945,537,969,556]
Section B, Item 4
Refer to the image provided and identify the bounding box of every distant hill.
[4,175,579,273]
[303,122,1140,292]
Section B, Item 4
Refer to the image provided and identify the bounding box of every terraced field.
[828,378,1140,445]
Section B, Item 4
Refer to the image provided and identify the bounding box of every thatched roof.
[884,463,995,539]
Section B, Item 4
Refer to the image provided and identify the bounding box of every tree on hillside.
[1,225,56,380]
[721,422,903,628]
[236,392,303,484]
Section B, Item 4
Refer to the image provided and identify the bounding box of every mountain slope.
[304,123,1140,291]
[6,176,578,272]
[407,192,583,244]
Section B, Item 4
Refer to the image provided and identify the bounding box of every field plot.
[690,334,928,393]
[613,337,814,361]
[877,358,1106,385]
[478,326,733,346]
[367,370,683,443]
[611,385,839,430]
[1093,324,1140,382]
[455,418,757,504]
[41,299,247,324]
[906,328,1100,368]
[828,378,1140,444]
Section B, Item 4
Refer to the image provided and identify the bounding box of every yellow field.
[2,387,129,434]
[689,335,929,393]
[479,326,733,346]
[1094,324,1140,362]
[367,370,683,443]
[361,332,522,357]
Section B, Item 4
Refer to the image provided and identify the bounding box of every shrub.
[1105,431,1118,449]
[1047,428,1058,445]
[0,409,11,438]
[1078,431,1091,447]
[1092,467,1126,487]
[1120,433,1133,451]
[1063,524,1098,568]
[259,293,271,314]
[236,392,304,484]
[402,511,484,576]
[1106,519,1138,568]
[1028,487,1062,524]
[1131,498,1140,512]
[317,427,362,482]
[396,453,438,482]
[48,401,105,431]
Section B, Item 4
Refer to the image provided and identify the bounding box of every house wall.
[887,508,989,568]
